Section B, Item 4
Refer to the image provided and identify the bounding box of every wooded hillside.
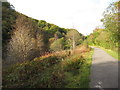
[2,2,84,67]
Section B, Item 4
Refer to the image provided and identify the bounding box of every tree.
[101,1,120,45]
[66,29,81,49]
[2,2,17,44]
[6,14,44,65]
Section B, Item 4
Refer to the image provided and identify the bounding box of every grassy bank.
[3,45,94,88]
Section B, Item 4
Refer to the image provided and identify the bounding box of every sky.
[7,0,117,35]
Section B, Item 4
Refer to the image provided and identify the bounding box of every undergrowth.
[3,45,93,88]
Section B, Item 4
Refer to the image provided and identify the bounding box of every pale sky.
[7,0,117,35]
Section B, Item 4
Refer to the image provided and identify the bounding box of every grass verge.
[51,46,94,88]
[78,48,94,88]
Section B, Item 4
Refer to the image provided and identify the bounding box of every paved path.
[90,47,118,89]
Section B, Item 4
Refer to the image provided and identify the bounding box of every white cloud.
[7,0,115,35]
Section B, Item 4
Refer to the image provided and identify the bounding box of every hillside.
[2,2,84,67]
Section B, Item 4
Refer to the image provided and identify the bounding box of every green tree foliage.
[87,1,119,51]
[50,38,65,51]
[38,20,67,39]
[2,2,17,44]
[2,2,17,60]
[87,28,114,49]
[66,29,82,49]
[101,1,120,45]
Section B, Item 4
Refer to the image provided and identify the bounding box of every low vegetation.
[3,45,93,88]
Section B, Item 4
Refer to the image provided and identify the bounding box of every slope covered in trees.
[2,2,84,67]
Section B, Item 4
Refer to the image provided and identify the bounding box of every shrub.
[50,38,65,51]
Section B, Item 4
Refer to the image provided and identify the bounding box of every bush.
[50,38,65,51]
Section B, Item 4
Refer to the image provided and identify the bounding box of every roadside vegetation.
[3,45,93,88]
